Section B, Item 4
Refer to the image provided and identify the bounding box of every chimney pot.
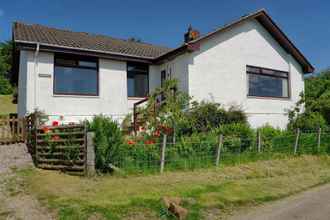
[184,25,200,43]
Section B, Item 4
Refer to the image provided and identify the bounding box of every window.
[127,62,149,97]
[247,65,289,98]
[54,55,98,96]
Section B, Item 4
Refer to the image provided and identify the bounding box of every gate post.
[86,132,96,176]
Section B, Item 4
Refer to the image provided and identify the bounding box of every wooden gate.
[34,124,87,175]
[0,115,26,145]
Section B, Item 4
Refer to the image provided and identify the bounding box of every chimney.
[184,25,200,43]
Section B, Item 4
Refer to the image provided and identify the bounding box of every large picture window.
[247,65,289,98]
[127,62,149,97]
[54,55,98,96]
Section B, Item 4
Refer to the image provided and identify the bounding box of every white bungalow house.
[13,9,314,129]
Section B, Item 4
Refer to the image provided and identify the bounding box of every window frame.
[53,54,99,96]
[127,62,149,98]
[246,65,290,99]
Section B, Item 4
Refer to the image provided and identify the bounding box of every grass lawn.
[0,95,16,115]
[17,155,330,220]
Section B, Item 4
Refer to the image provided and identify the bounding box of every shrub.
[0,74,13,95]
[179,101,248,135]
[288,110,327,131]
[214,123,255,152]
[225,105,247,124]
[88,115,124,172]
[188,101,227,133]
[121,113,133,134]
[258,124,283,151]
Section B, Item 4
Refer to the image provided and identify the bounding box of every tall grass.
[115,131,330,174]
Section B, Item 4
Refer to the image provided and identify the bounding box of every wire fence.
[113,130,330,174]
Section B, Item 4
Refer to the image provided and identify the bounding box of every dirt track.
[228,184,330,220]
[0,144,53,220]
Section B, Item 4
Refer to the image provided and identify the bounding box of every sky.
[0,0,329,72]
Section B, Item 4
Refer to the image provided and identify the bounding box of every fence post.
[257,130,261,153]
[160,134,167,174]
[215,134,223,166]
[294,128,300,155]
[86,131,96,176]
[317,127,322,153]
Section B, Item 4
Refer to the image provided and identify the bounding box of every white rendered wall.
[187,19,304,129]
[159,54,190,93]
[18,51,162,124]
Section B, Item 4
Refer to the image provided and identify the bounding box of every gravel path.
[228,184,330,220]
[0,143,32,173]
[0,143,53,220]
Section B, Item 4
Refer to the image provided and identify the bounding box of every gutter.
[15,40,156,60]
[34,43,40,110]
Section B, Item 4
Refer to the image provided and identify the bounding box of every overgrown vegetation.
[87,78,330,174]
[288,69,330,130]
[17,156,330,219]
[0,41,14,95]
[88,115,124,172]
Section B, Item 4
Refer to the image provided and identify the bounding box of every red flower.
[153,130,161,137]
[52,121,59,126]
[51,135,60,141]
[144,139,155,145]
[127,140,136,145]
[42,126,50,134]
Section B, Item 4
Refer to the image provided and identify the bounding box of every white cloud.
[0,9,4,17]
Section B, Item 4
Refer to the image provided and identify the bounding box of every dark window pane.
[78,61,97,68]
[248,73,288,97]
[127,77,135,97]
[55,58,76,66]
[127,63,149,97]
[54,66,98,95]
[246,66,260,73]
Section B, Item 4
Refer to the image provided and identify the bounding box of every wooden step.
[37,164,85,171]
[38,158,85,164]
[38,152,85,156]
[37,145,84,149]
[37,138,85,144]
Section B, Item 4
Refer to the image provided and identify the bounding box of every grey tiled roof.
[13,22,172,58]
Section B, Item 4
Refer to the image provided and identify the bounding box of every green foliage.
[177,101,247,135]
[0,74,13,94]
[0,41,14,95]
[187,101,227,133]
[88,115,124,172]
[215,123,255,152]
[288,110,327,131]
[288,69,330,130]
[137,79,191,136]
[258,124,284,151]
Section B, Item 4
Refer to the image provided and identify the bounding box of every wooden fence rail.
[0,117,25,145]
[34,124,87,175]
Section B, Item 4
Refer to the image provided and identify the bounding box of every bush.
[258,124,283,151]
[88,115,124,172]
[225,105,247,124]
[188,101,227,133]
[214,123,255,152]
[0,74,13,95]
[288,110,327,131]
[179,101,248,135]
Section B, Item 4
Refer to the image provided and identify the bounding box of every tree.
[0,41,13,94]
[142,79,191,135]
[288,68,330,129]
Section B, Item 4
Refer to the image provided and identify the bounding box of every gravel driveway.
[228,184,330,220]
[0,143,53,220]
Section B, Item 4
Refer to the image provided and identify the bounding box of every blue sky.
[0,0,329,72]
